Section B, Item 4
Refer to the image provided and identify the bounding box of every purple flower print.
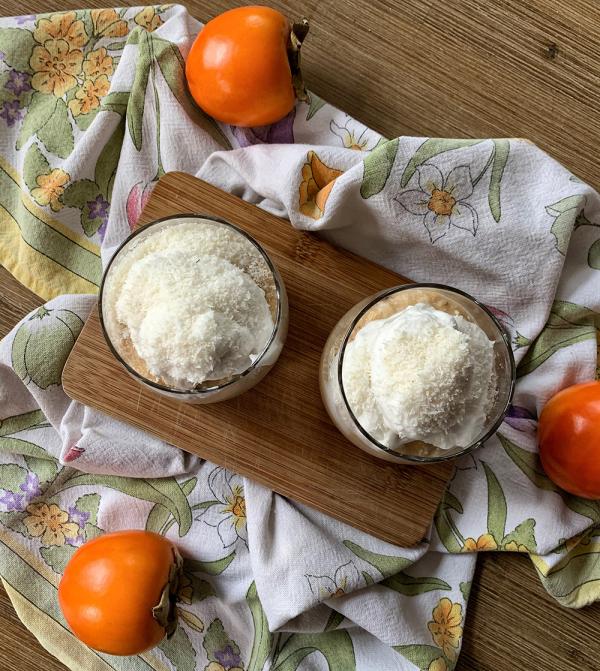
[19,472,40,500]
[0,100,23,127]
[0,490,25,512]
[504,404,537,434]
[0,52,5,62]
[230,107,295,148]
[5,70,31,96]
[15,15,35,25]
[214,645,243,669]
[68,505,90,529]
[66,534,85,547]
[87,195,110,240]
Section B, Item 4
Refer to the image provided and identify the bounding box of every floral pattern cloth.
[0,5,600,671]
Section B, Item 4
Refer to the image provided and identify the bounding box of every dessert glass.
[319,283,515,464]
[99,214,288,403]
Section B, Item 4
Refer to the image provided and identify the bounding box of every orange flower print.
[427,597,463,660]
[461,533,498,552]
[503,540,529,553]
[68,76,110,116]
[396,163,479,243]
[31,168,70,211]
[298,151,344,219]
[24,503,79,546]
[134,7,163,32]
[90,8,128,38]
[33,11,88,48]
[30,39,83,97]
[83,48,113,80]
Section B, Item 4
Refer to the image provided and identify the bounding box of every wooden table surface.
[1,0,600,669]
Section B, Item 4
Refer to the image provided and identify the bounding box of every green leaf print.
[516,299,599,377]
[0,410,47,437]
[72,109,98,132]
[488,139,509,222]
[74,494,100,524]
[188,574,214,602]
[159,624,196,671]
[362,571,375,586]
[185,550,236,575]
[58,474,194,535]
[247,581,272,671]
[536,550,600,608]
[433,488,464,553]
[273,630,356,671]
[324,609,345,631]
[0,28,35,72]
[62,179,102,210]
[203,619,241,664]
[588,239,600,270]
[482,461,506,544]
[40,545,76,574]
[343,540,412,576]
[128,31,152,151]
[400,138,483,187]
[23,144,50,192]
[101,91,129,116]
[16,92,58,151]
[393,644,445,670]
[0,437,51,460]
[81,202,104,236]
[24,455,58,485]
[382,572,451,596]
[545,195,586,255]
[459,580,472,602]
[84,522,103,541]
[501,518,537,552]
[11,307,84,389]
[306,93,326,120]
[37,99,74,159]
[0,464,28,492]
[360,138,399,198]
[499,433,600,523]
[95,119,125,199]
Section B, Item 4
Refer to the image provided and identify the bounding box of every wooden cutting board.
[62,172,454,547]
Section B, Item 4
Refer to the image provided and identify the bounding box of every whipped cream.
[341,303,496,450]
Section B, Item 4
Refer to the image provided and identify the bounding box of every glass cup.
[99,214,288,403]
[319,283,515,464]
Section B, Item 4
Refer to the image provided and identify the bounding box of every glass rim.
[98,213,284,396]
[336,282,517,463]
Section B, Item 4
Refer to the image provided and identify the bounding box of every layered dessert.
[320,285,510,462]
[101,217,286,400]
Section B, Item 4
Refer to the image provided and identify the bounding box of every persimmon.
[185,6,309,126]
[539,381,600,499]
[58,530,182,655]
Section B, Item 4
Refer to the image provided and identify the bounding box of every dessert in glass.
[100,214,288,403]
[319,283,515,463]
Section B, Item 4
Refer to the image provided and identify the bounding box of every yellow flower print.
[90,8,128,38]
[135,7,163,32]
[428,658,448,671]
[462,533,498,552]
[298,151,344,220]
[427,597,463,661]
[83,48,113,81]
[202,468,248,547]
[30,39,83,97]
[504,540,529,553]
[205,663,243,671]
[33,11,88,48]
[24,503,79,546]
[31,168,70,211]
[68,75,110,116]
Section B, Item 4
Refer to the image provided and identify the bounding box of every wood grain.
[62,173,454,547]
[2,0,600,669]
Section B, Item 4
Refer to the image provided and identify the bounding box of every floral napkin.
[1,5,600,671]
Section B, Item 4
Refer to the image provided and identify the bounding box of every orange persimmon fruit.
[185,6,309,127]
[539,381,600,499]
[58,530,182,655]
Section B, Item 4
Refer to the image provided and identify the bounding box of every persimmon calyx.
[289,18,310,103]
[152,546,184,638]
